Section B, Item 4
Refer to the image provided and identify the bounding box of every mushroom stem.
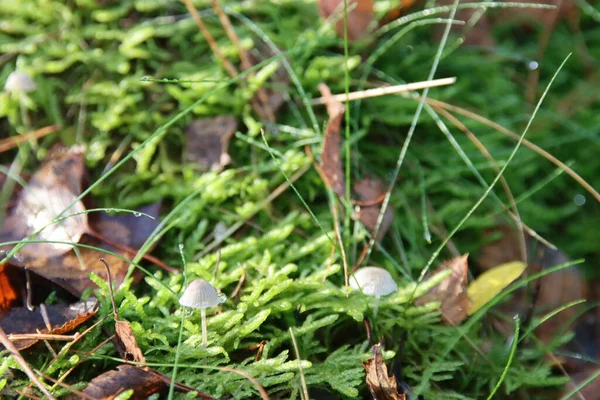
[373,296,381,317]
[18,93,31,130]
[201,308,207,348]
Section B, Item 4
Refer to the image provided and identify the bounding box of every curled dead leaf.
[318,83,346,197]
[185,116,238,172]
[115,320,146,364]
[353,178,394,241]
[83,364,216,400]
[0,298,98,350]
[362,343,405,400]
[0,146,88,259]
[416,254,470,325]
[6,203,162,297]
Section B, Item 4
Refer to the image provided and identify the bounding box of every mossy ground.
[0,1,599,399]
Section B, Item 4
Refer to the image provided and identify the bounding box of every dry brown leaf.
[362,343,406,400]
[318,83,346,197]
[83,364,217,400]
[416,254,470,325]
[0,146,88,259]
[318,0,375,41]
[477,225,587,342]
[83,365,166,400]
[185,116,238,172]
[115,320,146,363]
[353,178,394,241]
[0,298,98,350]
[5,203,162,297]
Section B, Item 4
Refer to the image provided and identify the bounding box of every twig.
[311,77,456,104]
[219,367,269,400]
[433,105,528,261]
[8,333,79,341]
[425,97,600,203]
[289,328,309,400]
[34,370,96,400]
[0,124,60,153]
[87,229,178,274]
[181,0,238,77]
[53,335,115,388]
[0,326,57,400]
[209,0,275,121]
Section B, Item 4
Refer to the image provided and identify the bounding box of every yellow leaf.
[467,261,527,315]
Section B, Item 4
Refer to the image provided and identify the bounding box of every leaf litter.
[0,298,98,351]
[416,254,470,325]
[0,146,88,259]
[0,146,171,296]
[318,83,346,198]
[185,115,238,172]
[362,343,406,400]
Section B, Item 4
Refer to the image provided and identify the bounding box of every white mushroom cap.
[349,267,398,296]
[179,279,226,309]
[5,71,37,93]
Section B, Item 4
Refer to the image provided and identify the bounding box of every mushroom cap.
[179,279,226,309]
[349,267,397,296]
[5,71,37,93]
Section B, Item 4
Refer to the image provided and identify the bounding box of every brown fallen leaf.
[353,178,394,241]
[477,225,587,343]
[318,83,346,197]
[83,365,166,400]
[103,259,146,364]
[185,116,238,172]
[6,202,163,297]
[0,146,88,259]
[363,343,406,400]
[318,0,375,41]
[416,254,470,325]
[83,364,217,400]
[0,297,98,350]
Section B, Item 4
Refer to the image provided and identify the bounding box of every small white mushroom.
[5,71,37,93]
[350,267,397,315]
[179,279,226,348]
[4,71,37,129]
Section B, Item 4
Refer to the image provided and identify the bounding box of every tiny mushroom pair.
[349,266,398,314]
[179,279,226,348]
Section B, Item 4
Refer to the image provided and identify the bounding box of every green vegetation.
[1,0,598,398]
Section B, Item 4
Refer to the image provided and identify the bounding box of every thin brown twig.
[35,370,96,400]
[219,367,270,400]
[53,335,115,388]
[0,326,57,400]
[311,78,456,104]
[230,264,247,299]
[87,229,178,274]
[8,333,79,342]
[0,124,60,153]
[15,390,42,400]
[181,0,238,77]
[289,328,309,400]
[209,0,275,121]
[432,106,528,262]
[425,97,600,203]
